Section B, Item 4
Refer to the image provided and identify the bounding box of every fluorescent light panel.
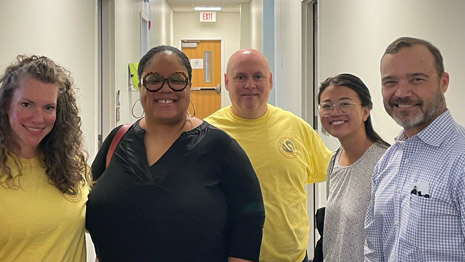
[194,7,221,11]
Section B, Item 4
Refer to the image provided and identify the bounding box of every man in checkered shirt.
[364,37,465,261]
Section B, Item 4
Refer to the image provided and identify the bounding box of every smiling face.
[319,85,369,141]
[225,49,272,119]
[8,77,58,158]
[139,51,191,124]
[381,45,449,137]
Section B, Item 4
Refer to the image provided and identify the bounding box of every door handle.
[191,85,221,94]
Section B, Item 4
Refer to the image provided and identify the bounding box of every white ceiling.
[165,0,250,13]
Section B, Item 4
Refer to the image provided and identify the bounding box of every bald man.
[205,49,330,262]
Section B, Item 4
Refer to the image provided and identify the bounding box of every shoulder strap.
[329,147,341,175]
[326,147,341,199]
[105,124,131,168]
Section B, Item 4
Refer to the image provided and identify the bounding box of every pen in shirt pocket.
[410,181,430,198]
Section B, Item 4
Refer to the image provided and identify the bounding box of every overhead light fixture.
[194,7,221,11]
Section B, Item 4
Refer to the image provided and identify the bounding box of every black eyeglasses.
[141,72,189,92]
[318,100,357,117]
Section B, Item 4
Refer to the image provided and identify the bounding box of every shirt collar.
[394,109,455,147]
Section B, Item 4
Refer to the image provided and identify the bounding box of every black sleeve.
[219,135,265,261]
[91,125,123,181]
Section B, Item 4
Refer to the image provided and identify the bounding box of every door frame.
[98,0,116,147]
[178,38,226,108]
[302,0,319,258]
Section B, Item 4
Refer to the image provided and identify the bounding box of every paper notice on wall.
[190,59,204,69]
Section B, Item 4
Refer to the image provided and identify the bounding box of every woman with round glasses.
[86,45,265,262]
[317,73,389,261]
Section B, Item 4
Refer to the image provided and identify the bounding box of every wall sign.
[190,59,204,69]
[200,12,216,22]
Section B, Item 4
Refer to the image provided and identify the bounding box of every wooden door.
[182,40,221,119]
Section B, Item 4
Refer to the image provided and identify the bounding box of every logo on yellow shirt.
[278,137,297,159]
[59,186,83,203]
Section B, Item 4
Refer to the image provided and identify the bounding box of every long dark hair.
[318,73,390,147]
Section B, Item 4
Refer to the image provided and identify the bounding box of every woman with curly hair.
[0,55,90,261]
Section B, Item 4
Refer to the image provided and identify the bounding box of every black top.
[86,121,265,262]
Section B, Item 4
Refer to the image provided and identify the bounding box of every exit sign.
[200,12,216,22]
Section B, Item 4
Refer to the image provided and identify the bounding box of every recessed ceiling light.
[194,7,221,11]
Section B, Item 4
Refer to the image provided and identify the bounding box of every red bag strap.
[105,124,131,168]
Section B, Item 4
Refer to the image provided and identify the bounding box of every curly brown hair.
[0,55,89,193]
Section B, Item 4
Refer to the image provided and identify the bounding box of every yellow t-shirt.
[206,104,331,262]
[0,155,89,262]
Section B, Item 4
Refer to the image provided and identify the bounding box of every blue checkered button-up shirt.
[364,110,465,262]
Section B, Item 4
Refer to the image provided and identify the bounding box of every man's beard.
[388,92,444,129]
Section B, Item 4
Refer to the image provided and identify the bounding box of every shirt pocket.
[404,191,456,256]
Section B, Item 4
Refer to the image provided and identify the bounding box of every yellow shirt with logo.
[0,155,89,262]
[206,104,330,262]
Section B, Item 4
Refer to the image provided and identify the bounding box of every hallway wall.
[249,0,264,51]
[113,0,173,130]
[0,0,99,159]
[273,0,303,116]
[113,0,146,128]
[150,0,174,46]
